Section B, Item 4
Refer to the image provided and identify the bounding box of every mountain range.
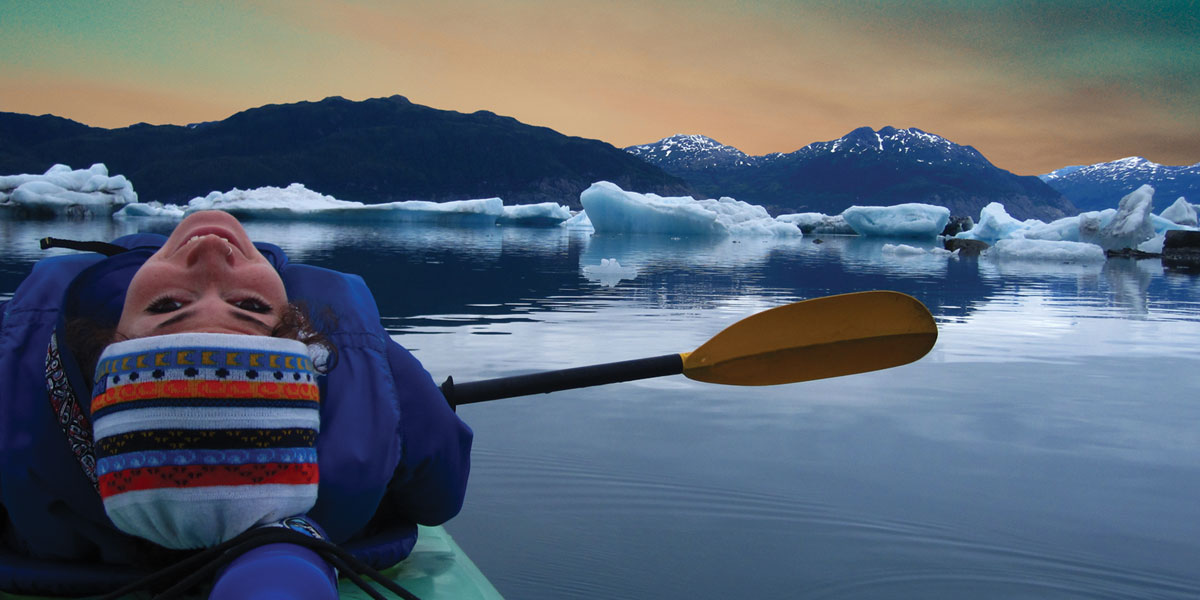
[0,95,688,208]
[1039,157,1200,212]
[3,94,1193,221]
[626,128,1076,221]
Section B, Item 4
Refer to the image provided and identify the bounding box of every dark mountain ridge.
[0,95,690,208]
[627,127,1076,221]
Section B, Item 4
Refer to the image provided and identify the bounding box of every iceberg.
[1021,211,1106,243]
[954,202,1038,243]
[183,183,504,226]
[562,211,594,230]
[579,181,800,237]
[496,202,572,227]
[841,203,950,238]
[882,243,955,257]
[1095,184,1156,251]
[983,238,1106,263]
[0,163,136,217]
[1160,197,1198,227]
[775,212,857,235]
[114,201,186,219]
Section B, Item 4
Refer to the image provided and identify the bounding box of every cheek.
[119,266,161,322]
[247,266,289,303]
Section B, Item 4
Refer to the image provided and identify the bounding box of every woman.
[0,211,473,597]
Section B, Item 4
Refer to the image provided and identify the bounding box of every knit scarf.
[90,333,320,549]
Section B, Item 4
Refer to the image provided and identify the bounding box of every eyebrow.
[154,310,274,334]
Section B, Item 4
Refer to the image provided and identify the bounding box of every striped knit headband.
[91,333,321,550]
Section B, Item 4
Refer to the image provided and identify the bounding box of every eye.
[146,296,184,314]
[233,297,273,314]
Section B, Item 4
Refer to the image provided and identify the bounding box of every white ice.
[497,202,572,226]
[983,238,1107,263]
[579,181,801,237]
[774,212,857,235]
[0,163,136,216]
[561,211,594,230]
[114,201,186,219]
[582,258,639,287]
[183,184,503,225]
[841,203,950,238]
[952,183,1197,257]
[1159,196,1198,227]
[1095,184,1157,251]
[883,243,955,257]
[953,203,1039,243]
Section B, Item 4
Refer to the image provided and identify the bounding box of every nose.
[183,235,238,269]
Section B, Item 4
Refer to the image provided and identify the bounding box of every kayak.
[0,525,503,600]
[343,525,504,600]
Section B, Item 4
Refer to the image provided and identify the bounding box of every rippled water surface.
[4,219,1200,599]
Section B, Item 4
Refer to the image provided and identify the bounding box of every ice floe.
[953,185,1197,258]
[579,181,800,237]
[184,184,503,225]
[496,202,572,227]
[1159,197,1197,227]
[774,212,857,235]
[841,203,950,238]
[983,238,1107,263]
[0,164,136,217]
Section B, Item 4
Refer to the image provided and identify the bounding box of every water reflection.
[6,220,1200,329]
[4,218,1200,599]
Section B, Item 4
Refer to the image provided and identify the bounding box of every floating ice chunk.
[954,202,1039,243]
[1138,233,1166,254]
[775,212,857,234]
[841,203,950,238]
[881,243,929,256]
[114,201,186,219]
[185,183,503,225]
[582,258,638,287]
[1096,184,1156,250]
[0,163,136,217]
[562,211,594,230]
[1022,213,1085,242]
[983,238,1106,263]
[497,202,572,227]
[882,243,957,258]
[1159,197,1197,227]
[580,181,800,237]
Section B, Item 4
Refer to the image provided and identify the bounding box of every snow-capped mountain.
[625,134,761,170]
[1040,157,1200,212]
[790,126,994,169]
[626,127,1075,221]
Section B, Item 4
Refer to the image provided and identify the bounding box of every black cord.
[39,237,129,256]
[96,528,422,600]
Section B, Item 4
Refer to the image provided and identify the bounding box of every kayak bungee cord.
[94,527,421,600]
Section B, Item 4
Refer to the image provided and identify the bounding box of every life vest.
[0,234,473,595]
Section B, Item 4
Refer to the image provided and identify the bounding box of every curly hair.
[65,302,337,387]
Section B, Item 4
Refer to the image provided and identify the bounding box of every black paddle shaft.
[440,353,684,407]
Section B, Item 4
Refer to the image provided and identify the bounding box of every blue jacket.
[0,234,473,595]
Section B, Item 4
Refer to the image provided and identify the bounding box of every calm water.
[4,218,1200,599]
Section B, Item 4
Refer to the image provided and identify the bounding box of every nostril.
[184,236,237,267]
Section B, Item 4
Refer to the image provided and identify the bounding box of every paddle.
[439,290,937,407]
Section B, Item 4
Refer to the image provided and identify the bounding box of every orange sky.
[1,0,1196,175]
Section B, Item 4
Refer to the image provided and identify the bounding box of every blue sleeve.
[384,341,473,525]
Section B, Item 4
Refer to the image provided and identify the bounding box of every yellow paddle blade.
[681,291,937,386]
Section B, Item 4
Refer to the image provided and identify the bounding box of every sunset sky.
[2,0,1196,175]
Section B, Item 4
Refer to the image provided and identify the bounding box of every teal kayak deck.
[0,525,502,600]
[342,525,503,600]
